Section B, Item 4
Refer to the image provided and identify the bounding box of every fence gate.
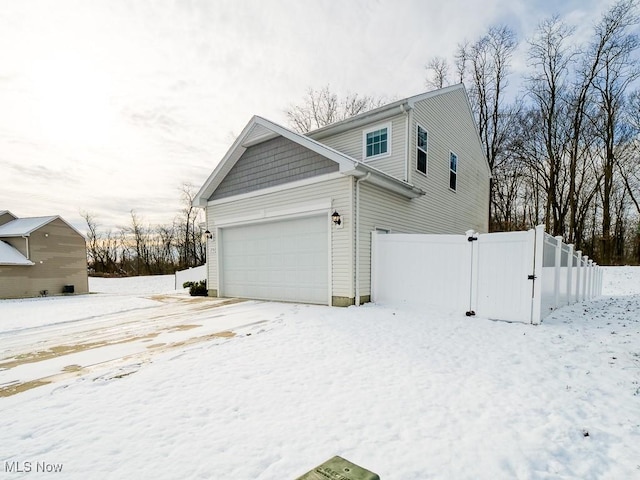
[371,225,598,324]
[472,230,539,324]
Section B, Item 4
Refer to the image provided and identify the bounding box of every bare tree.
[455,25,520,229]
[589,0,640,262]
[175,183,205,269]
[425,56,450,89]
[526,16,576,235]
[286,85,386,133]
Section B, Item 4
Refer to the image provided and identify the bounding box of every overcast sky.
[0,0,619,232]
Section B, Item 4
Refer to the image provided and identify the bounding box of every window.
[363,124,390,159]
[416,125,428,175]
[449,151,458,191]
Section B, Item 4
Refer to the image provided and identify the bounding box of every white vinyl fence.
[174,264,207,290]
[371,225,602,324]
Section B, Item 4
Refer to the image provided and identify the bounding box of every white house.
[193,83,490,306]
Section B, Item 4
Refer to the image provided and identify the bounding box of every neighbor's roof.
[0,216,59,237]
[0,240,33,266]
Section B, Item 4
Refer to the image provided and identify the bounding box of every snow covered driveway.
[0,278,268,397]
[1,270,640,479]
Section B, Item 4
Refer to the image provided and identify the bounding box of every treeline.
[83,185,206,276]
[426,0,640,264]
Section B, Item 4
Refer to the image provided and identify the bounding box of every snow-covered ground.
[1,268,639,479]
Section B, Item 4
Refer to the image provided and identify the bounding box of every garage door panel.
[220,215,329,304]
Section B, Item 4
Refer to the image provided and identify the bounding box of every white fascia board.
[405,83,465,108]
[309,104,408,140]
[193,118,258,207]
[207,172,344,206]
[308,84,466,140]
[252,116,357,171]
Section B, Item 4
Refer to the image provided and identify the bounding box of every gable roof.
[305,83,491,179]
[193,116,425,207]
[0,240,33,266]
[307,84,467,140]
[0,216,58,237]
[0,215,85,238]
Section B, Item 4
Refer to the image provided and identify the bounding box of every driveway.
[0,295,266,397]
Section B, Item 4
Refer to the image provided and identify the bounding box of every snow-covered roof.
[0,216,58,237]
[0,240,33,266]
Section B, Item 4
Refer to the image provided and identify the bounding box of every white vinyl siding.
[314,115,407,179]
[206,176,353,299]
[409,87,490,233]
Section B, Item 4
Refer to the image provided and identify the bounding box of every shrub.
[188,280,207,296]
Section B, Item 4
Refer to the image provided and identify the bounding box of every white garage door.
[220,215,329,304]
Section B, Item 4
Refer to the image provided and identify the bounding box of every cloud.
[0,0,628,233]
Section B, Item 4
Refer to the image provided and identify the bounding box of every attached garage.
[219,215,329,304]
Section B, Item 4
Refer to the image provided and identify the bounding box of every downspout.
[400,103,412,182]
[22,235,29,259]
[355,172,371,306]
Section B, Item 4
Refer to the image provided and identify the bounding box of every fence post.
[371,231,377,303]
[566,244,574,306]
[587,260,594,300]
[466,230,479,315]
[531,225,545,325]
[575,250,582,303]
[580,255,589,302]
[599,267,603,295]
[554,236,562,309]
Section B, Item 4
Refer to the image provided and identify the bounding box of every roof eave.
[344,165,425,199]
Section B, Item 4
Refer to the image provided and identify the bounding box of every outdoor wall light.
[331,210,342,226]
[204,230,213,239]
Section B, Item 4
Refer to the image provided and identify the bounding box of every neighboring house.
[193,83,490,306]
[0,211,89,298]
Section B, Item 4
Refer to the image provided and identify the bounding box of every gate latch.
[467,236,478,242]
[528,274,536,280]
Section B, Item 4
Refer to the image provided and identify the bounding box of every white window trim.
[416,124,428,177]
[362,122,392,161]
[449,150,458,192]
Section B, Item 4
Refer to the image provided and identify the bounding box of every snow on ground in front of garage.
[0,275,182,332]
[1,267,640,479]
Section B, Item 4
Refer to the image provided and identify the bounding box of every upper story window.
[363,123,391,160]
[449,151,458,191]
[416,125,428,175]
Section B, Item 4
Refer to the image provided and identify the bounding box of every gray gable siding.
[211,136,339,200]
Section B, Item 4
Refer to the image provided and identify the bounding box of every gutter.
[355,172,371,306]
[22,235,29,260]
[309,102,411,140]
[347,165,425,199]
